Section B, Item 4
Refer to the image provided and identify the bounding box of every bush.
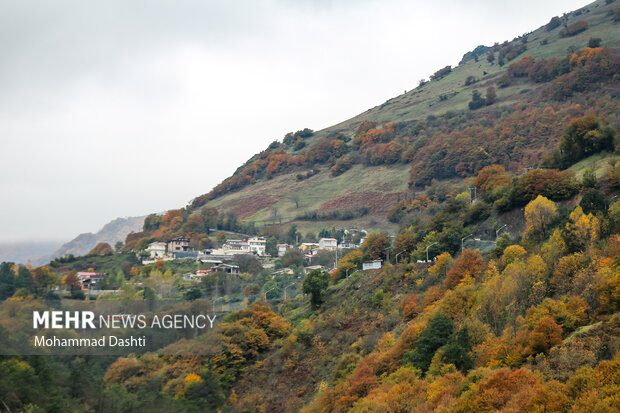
[588,37,602,48]
[430,65,452,81]
[184,288,202,301]
[465,75,477,86]
[296,206,369,221]
[463,201,491,225]
[579,189,605,214]
[468,90,485,110]
[546,16,562,31]
[331,157,353,176]
[556,116,615,167]
[560,20,588,37]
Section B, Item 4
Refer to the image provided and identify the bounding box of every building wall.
[362,261,382,270]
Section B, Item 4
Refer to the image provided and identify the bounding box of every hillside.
[167,0,618,239]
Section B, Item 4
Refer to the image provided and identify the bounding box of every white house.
[318,238,338,250]
[146,242,167,258]
[247,237,266,256]
[222,239,245,252]
[277,243,292,257]
[362,260,382,270]
[220,237,266,256]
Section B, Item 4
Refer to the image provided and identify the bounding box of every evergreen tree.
[441,325,474,372]
[403,313,454,372]
[302,269,329,308]
[266,237,278,257]
[580,189,605,214]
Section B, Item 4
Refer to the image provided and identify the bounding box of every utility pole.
[384,247,391,264]
[334,248,338,270]
[284,283,295,300]
[264,287,276,302]
[461,234,473,252]
[426,242,438,262]
[496,224,508,239]
[468,186,477,204]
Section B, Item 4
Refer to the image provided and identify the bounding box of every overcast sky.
[0,0,588,243]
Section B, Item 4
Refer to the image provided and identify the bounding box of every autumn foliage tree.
[444,249,486,290]
[393,232,417,258]
[361,233,390,261]
[335,250,363,280]
[63,272,83,298]
[528,316,563,354]
[558,115,615,167]
[524,195,557,242]
[429,252,452,279]
[401,293,421,320]
[475,164,511,195]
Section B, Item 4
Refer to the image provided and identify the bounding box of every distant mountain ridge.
[52,216,145,259]
[0,242,60,266]
[0,216,145,265]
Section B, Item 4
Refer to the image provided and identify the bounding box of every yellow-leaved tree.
[563,206,600,253]
[524,195,557,242]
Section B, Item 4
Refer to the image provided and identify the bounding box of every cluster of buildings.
[211,237,267,256]
[144,236,272,264]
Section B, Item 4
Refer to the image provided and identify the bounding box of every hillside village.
[71,229,372,298]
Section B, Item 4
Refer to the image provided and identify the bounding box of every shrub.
[558,115,615,167]
[546,16,562,31]
[468,90,485,110]
[430,65,452,81]
[330,157,353,176]
[296,207,369,221]
[560,20,588,37]
[579,189,605,214]
[588,37,602,48]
